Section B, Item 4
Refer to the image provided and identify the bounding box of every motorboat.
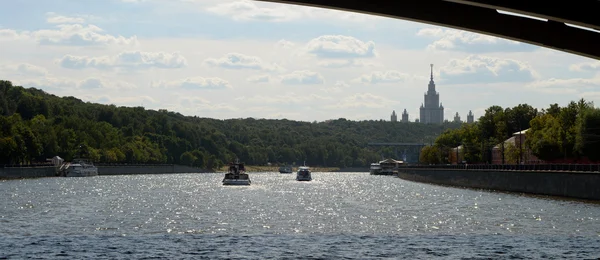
[223,159,251,186]
[296,165,312,181]
[279,165,293,174]
[64,158,98,177]
[369,163,382,175]
[376,158,403,175]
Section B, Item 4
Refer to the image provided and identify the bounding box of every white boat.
[279,165,293,174]
[296,166,312,181]
[223,159,251,186]
[64,158,98,177]
[376,158,403,175]
[369,163,382,175]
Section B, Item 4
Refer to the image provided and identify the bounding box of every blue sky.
[1,0,599,122]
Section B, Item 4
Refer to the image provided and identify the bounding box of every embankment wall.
[397,168,600,200]
[0,167,56,179]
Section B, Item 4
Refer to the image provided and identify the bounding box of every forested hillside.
[0,80,461,168]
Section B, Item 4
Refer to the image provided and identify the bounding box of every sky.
[1,0,599,122]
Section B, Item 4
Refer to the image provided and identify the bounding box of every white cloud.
[153,77,232,90]
[58,51,187,70]
[204,52,283,72]
[325,93,398,109]
[1,63,49,76]
[352,70,414,84]
[16,77,137,91]
[205,0,381,23]
[305,35,376,59]
[0,29,30,41]
[280,70,324,85]
[179,96,238,112]
[276,39,295,49]
[526,77,600,94]
[246,74,272,83]
[440,55,537,84]
[570,61,600,72]
[240,92,332,105]
[46,12,86,24]
[32,24,138,46]
[416,27,532,52]
[317,59,376,68]
[321,80,350,93]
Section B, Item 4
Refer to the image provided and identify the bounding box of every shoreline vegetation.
[217,165,342,172]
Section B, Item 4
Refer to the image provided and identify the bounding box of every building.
[401,109,409,122]
[419,64,444,124]
[391,110,397,122]
[491,129,543,164]
[453,112,461,123]
[467,110,474,123]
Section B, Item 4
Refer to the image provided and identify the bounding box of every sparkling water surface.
[1,172,599,259]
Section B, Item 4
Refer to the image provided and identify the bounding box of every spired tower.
[419,64,444,124]
[401,109,409,122]
[391,110,397,122]
[453,112,461,123]
[467,110,474,123]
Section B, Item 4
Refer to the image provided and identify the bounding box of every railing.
[399,164,600,172]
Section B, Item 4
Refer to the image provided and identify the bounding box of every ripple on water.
[1,172,599,258]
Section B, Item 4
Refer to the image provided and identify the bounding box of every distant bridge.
[367,142,428,163]
[367,143,428,147]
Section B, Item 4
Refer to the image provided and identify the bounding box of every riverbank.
[397,168,600,201]
[217,165,341,172]
[0,164,210,180]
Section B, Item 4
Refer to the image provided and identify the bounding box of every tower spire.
[430,64,434,81]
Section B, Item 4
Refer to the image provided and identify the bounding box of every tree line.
[0,80,462,169]
[420,99,600,164]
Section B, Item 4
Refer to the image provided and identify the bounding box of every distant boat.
[64,158,98,177]
[372,158,403,175]
[279,165,293,174]
[369,163,382,175]
[223,159,251,186]
[296,162,312,181]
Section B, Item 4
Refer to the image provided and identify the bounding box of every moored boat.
[223,159,251,186]
[64,158,98,177]
[279,165,293,174]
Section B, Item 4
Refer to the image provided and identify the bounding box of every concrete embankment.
[0,165,210,179]
[334,167,369,172]
[397,168,600,200]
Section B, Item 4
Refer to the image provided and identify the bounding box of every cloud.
[0,29,30,41]
[305,35,376,59]
[58,51,187,70]
[206,0,299,22]
[317,59,375,68]
[321,80,350,93]
[16,77,137,91]
[280,70,324,85]
[179,96,238,112]
[570,61,600,72]
[352,70,415,84]
[239,92,332,105]
[1,63,49,76]
[46,12,86,24]
[33,24,138,46]
[276,39,295,49]
[439,55,537,84]
[525,77,600,94]
[325,93,398,109]
[205,0,382,23]
[416,27,535,52]
[246,74,272,83]
[204,52,283,71]
[154,77,232,90]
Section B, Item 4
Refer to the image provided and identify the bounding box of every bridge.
[367,142,427,163]
[256,0,600,60]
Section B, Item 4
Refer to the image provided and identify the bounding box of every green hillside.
[0,80,462,168]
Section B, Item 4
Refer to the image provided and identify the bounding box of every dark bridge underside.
[256,0,600,60]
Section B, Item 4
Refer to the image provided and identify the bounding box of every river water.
[1,172,599,259]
